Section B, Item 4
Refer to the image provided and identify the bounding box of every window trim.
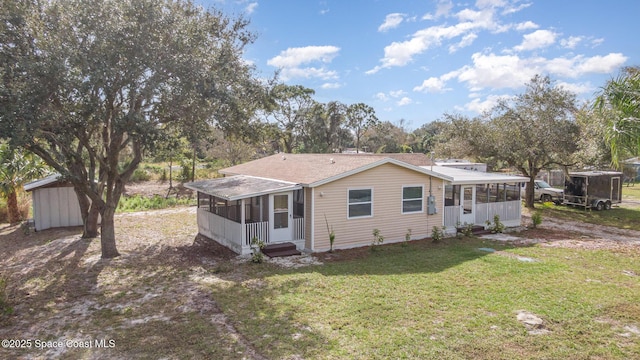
[401,185,424,214]
[347,187,374,219]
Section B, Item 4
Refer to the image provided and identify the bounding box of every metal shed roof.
[184,175,302,201]
[427,166,528,185]
[24,173,64,192]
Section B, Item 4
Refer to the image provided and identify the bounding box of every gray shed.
[24,174,83,231]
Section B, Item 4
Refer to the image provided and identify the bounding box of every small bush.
[130,168,151,182]
[403,228,412,247]
[371,228,384,251]
[541,201,555,209]
[250,237,266,263]
[431,226,445,243]
[179,159,192,182]
[531,211,543,228]
[486,214,505,234]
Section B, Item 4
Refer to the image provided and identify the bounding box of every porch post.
[240,198,246,247]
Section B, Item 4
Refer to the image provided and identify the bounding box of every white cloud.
[515,21,538,31]
[560,36,583,49]
[414,77,448,93]
[449,33,478,53]
[268,45,340,68]
[462,94,512,113]
[244,2,258,14]
[375,92,389,102]
[280,67,338,81]
[379,13,406,32]
[557,81,593,94]
[369,1,514,73]
[321,82,342,89]
[397,97,413,106]
[268,46,340,81]
[440,52,628,93]
[514,29,557,51]
[575,53,627,74]
[389,90,407,98]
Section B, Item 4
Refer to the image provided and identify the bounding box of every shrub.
[531,211,543,228]
[250,237,266,263]
[486,214,505,234]
[116,195,194,213]
[179,159,192,182]
[325,215,335,252]
[403,228,412,247]
[431,226,445,243]
[130,168,151,182]
[371,228,384,251]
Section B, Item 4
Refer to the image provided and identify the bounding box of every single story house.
[186,154,527,255]
[24,173,83,231]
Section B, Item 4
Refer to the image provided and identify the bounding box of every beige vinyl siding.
[313,163,444,251]
[304,187,313,251]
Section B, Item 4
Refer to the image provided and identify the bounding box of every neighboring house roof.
[219,153,447,186]
[428,166,528,185]
[24,173,63,192]
[185,175,301,201]
[623,157,640,165]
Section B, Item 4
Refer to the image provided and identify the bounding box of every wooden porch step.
[262,242,301,258]
[457,225,492,236]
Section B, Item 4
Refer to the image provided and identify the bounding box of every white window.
[348,188,372,218]
[402,185,423,214]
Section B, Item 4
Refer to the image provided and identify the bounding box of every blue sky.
[202,0,638,129]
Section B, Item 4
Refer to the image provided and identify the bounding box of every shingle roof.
[219,153,438,186]
[185,175,301,200]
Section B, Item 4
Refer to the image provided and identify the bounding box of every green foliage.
[431,226,445,242]
[595,66,640,167]
[324,215,335,252]
[130,168,151,182]
[486,214,505,233]
[250,237,266,264]
[457,222,475,237]
[403,228,412,247]
[116,195,194,213]
[179,159,193,182]
[371,228,384,251]
[531,211,543,228]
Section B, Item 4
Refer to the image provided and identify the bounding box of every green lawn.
[209,238,640,359]
[623,185,640,200]
[533,199,640,231]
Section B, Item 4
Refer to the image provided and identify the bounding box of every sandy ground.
[0,192,639,358]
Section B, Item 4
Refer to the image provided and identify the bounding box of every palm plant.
[0,143,47,223]
[595,66,640,167]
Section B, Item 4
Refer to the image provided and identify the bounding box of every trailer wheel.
[604,201,612,210]
[595,201,605,211]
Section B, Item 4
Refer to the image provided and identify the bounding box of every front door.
[269,192,293,242]
[611,177,621,202]
[460,185,475,225]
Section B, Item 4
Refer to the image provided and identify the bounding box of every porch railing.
[245,221,269,246]
[293,217,304,241]
[444,200,521,227]
[444,206,460,227]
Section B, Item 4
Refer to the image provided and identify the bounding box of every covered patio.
[185,175,305,255]
[429,166,528,231]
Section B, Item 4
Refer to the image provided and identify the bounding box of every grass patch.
[535,202,640,231]
[210,238,640,359]
[622,185,640,200]
[116,195,195,213]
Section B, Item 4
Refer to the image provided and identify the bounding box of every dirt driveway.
[0,206,638,359]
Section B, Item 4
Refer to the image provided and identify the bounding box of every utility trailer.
[563,171,623,210]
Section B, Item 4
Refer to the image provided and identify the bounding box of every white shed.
[24,174,83,231]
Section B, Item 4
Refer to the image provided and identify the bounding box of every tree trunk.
[85,204,100,238]
[100,205,120,259]
[75,188,99,238]
[7,190,21,224]
[525,176,536,208]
